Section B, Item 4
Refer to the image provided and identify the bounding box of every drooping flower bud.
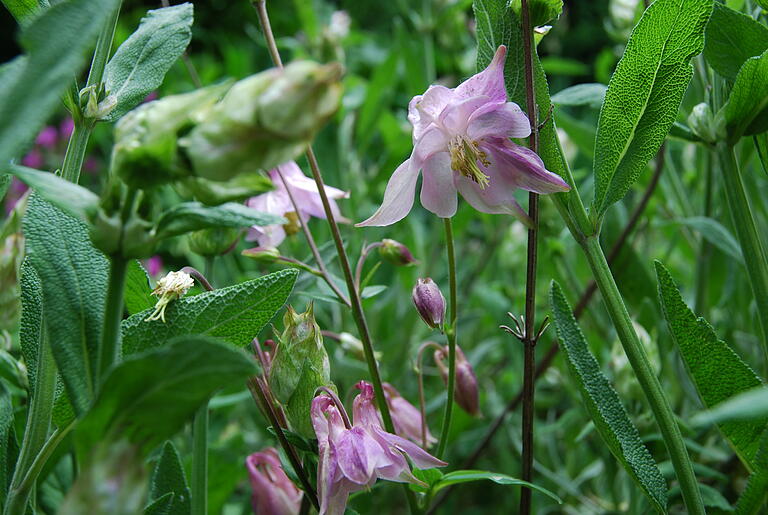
[383,383,436,447]
[412,278,445,330]
[378,239,417,266]
[146,270,195,323]
[182,61,342,182]
[434,345,480,417]
[245,448,302,515]
[187,228,239,257]
[241,246,281,263]
[268,304,333,438]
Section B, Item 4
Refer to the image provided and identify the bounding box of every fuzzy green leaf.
[121,269,298,355]
[103,3,194,122]
[154,202,285,240]
[0,0,121,165]
[0,385,17,508]
[19,262,42,393]
[124,260,154,316]
[23,195,108,416]
[149,442,191,515]
[550,281,667,512]
[1,0,42,27]
[735,431,768,514]
[592,0,712,217]
[75,336,257,457]
[144,493,174,515]
[655,261,766,471]
[722,49,768,143]
[8,165,99,221]
[703,2,768,81]
[430,470,562,504]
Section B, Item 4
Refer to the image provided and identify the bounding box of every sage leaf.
[19,262,42,392]
[592,0,712,217]
[692,387,768,426]
[145,493,174,515]
[735,431,768,514]
[655,261,766,470]
[550,281,667,512]
[23,195,108,416]
[103,3,194,122]
[154,202,285,240]
[121,268,298,355]
[722,49,768,143]
[124,260,154,316]
[704,2,768,81]
[148,442,191,515]
[75,336,257,456]
[8,165,99,221]
[1,0,44,27]
[0,385,17,508]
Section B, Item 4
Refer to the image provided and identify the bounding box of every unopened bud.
[146,270,194,323]
[188,228,239,257]
[434,345,480,417]
[241,246,281,263]
[246,448,302,515]
[269,304,333,438]
[412,278,445,330]
[379,239,417,266]
[687,102,718,143]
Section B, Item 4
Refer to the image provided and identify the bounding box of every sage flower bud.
[187,228,239,257]
[182,61,342,182]
[268,304,333,438]
[146,270,194,323]
[412,278,445,330]
[379,239,417,266]
[434,345,480,417]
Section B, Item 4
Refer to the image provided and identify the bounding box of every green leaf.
[8,165,99,221]
[549,281,667,512]
[23,195,108,416]
[735,431,768,514]
[703,2,768,81]
[149,442,191,515]
[124,260,154,316]
[144,493,174,515]
[0,385,17,508]
[668,483,735,511]
[551,83,607,108]
[510,0,563,26]
[673,217,743,262]
[592,0,712,217]
[1,0,44,27]
[19,262,43,393]
[154,202,285,240]
[721,49,768,143]
[0,0,121,165]
[177,174,274,205]
[430,470,562,504]
[103,3,194,122]
[692,387,768,426]
[655,261,766,471]
[75,336,257,457]
[121,269,298,355]
[355,50,399,155]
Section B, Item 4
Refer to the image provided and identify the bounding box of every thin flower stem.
[191,405,208,515]
[435,218,458,459]
[354,242,383,291]
[416,341,443,449]
[274,167,350,306]
[97,256,128,382]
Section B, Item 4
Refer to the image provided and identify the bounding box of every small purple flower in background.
[21,149,43,169]
[383,383,436,446]
[83,157,99,174]
[246,447,303,515]
[35,126,58,149]
[59,117,75,140]
[311,381,446,515]
[357,45,570,227]
[435,344,480,417]
[144,255,163,278]
[247,161,348,248]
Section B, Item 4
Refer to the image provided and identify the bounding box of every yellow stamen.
[449,138,490,188]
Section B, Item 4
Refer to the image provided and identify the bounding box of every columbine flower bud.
[182,61,342,182]
[146,270,194,323]
[412,278,445,330]
[383,383,436,447]
[379,239,417,266]
[434,345,480,417]
[245,448,302,515]
[187,228,239,257]
[268,304,333,438]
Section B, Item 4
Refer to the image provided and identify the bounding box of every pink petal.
[373,427,447,469]
[467,102,531,140]
[356,158,419,227]
[454,45,507,103]
[414,125,448,164]
[454,174,532,226]
[485,138,570,194]
[408,85,454,141]
[419,152,457,218]
[438,95,490,135]
[334,428,377,485]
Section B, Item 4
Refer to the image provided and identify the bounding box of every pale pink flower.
[383,383,437,447]
[245,448,303,515]
[357,45,569,227]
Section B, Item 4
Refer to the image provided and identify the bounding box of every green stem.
[581,236,704,515]
[3,336,57,515]
[436,218,458,459]
[191,404,208,515]
[694,151,714,315]
[717,141,768,358]
[59,123,92,183]
[97,256,127,381]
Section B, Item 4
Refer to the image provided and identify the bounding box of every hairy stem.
[436,218,458,459]
[191,405,208,515]
[97,256,127,382]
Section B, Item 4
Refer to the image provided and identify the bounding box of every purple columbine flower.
[383,383,436,447]
[356,45,570,227]
[246,161,348,248]
[311,381,446,515]
[245,447,303,515]
[35,126,58,149]
[145,255,163,278]
[412,278,446,330]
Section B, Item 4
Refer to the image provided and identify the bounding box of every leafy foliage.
[722,49,768,143]
[124,260,154,316]
[148,442,191,515]
[154,202,285,240]
[703,2,768,81]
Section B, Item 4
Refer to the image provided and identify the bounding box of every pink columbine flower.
[245,448,303,515]
[311,381,446,515]
[383,383,436,447]
[357,45,570,227]
[246,161,348,248]
[35,126,58,149]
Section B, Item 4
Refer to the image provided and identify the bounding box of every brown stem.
[179,266,214,291]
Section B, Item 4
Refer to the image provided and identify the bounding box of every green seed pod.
[268,304,333,438]
[187,227,239,257]
[182,61,342,182]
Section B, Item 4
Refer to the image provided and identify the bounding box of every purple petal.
[419,152,457,218]
[467,102,531,140]
[373,427,448,469]
[356,158,419,227]
[322,478,357,515]
[408,85,454,140]
[484,138,570,194]
[438,95,491,135]
[454,175,532,225]
[414,125,448,164]
[334,428,377,485]
[454,45,507,103]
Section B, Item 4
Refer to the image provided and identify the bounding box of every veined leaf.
[121,268,298,355]
[550,281,667,512]
[75,336,257,457]
[23,195,108,416]
[692,387,768,426]
[703,2,768,81]
[430,470,562,504]
[124,260,154,316]
[154,202,285,240]
[0,385,17,508]
[722,49,768,143]
[735,431,768,514]
[592,0,712,217]
[103,3,194,122]
[8,165,99,221]
[19,262,43,392]
[655,262,766,471]
[144,493,174,515]
[148,442,191,515]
